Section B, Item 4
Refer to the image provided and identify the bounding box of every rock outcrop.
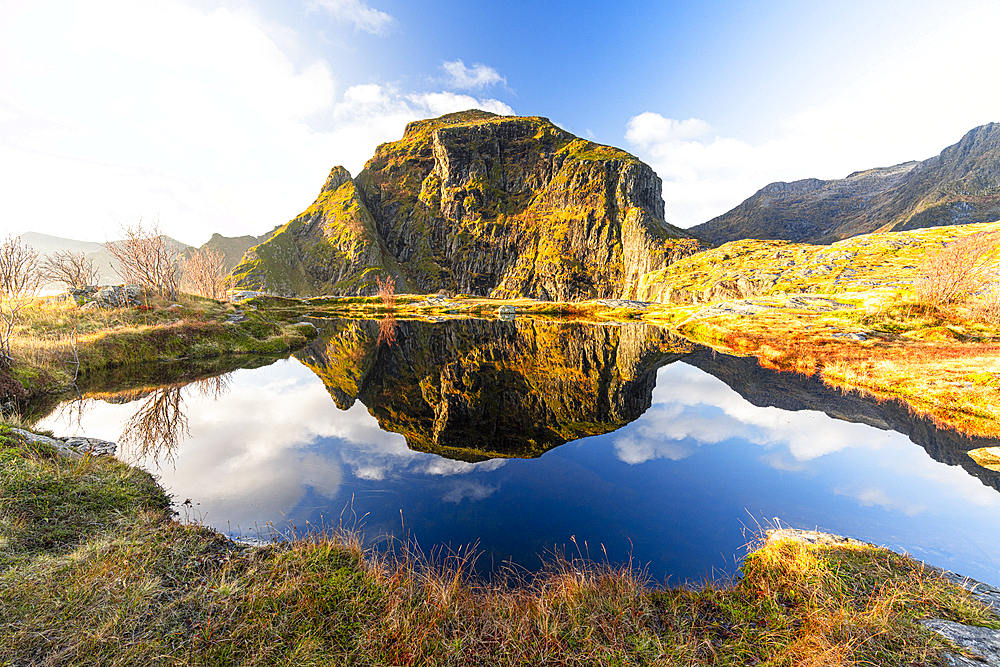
[691,122,1000,245]
[231,110,698,300]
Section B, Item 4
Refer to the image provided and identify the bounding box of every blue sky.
[2,0,999,244]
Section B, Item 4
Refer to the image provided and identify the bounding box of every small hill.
[231,110,699,300]
[690,123,1000,245]
[19,231,264,288]
[636,220,1000,304]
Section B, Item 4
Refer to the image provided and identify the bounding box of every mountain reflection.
[295,318,695,461]
[30,318,1000,494]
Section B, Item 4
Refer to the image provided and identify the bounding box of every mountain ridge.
[690,123,1000,245]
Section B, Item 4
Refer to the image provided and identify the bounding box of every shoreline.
[2,424,998,664]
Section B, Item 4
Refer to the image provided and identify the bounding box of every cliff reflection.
[296,318,695,461]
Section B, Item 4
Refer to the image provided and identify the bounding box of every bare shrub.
[915,231,1000,308]
[106,220,180,299]
[0,236,42,368]
[182,247,230,300]
[41,250,100,289]
[117,386,188,465]
[376,274,396,309]
[973,281,1000,324]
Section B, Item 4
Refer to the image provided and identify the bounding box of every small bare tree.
[182,247,230,300]
[915,231,1000,308]
[0,235,42,368]
[106,220,180,300]
[41,250,100,289]
[376,274,397,309]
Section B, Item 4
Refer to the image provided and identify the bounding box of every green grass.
[0,295,317,404]
[2,410,997,665]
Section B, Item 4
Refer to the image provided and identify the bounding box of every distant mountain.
[19,231,266,288]
[690,122,1000,245]
[231,110,699,300]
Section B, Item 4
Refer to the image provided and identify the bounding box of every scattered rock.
[831,332,868,341]
[227,290,267,303]
[687,301,768,320]
[10,428,116,458]
[765,528,867,547]
[921,619,1000,666]
[224,309,249,324]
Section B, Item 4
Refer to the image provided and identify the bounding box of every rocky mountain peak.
[231,110,699,299]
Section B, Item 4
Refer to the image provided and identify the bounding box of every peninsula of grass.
[1,294,317,405]
[1,424,997,666]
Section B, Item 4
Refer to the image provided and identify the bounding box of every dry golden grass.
[2,427,997,666]
[676,297,1000,437]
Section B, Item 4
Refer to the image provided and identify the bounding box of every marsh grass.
[1,425,996,666]
[0,295,315,402]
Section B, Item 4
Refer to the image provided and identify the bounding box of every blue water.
[38,351,1000,586]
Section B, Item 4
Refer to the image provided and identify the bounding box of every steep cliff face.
[296,318,693,461]
[232,110,697,299]
[690,122,1000,245]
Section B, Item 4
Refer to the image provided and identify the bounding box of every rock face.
[296,318,693,461]
[691,122,1000,245]
[231,110,698,300]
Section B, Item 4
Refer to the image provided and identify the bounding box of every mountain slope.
[690,123,1000,245]
[231,110,699,300]
[19,231,264,288]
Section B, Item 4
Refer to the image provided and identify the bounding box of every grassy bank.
[1,294,316,404]
[1,425,997,666]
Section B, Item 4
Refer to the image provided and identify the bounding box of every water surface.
[36,318,1000,585]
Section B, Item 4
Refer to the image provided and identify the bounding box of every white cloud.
[834,485,926,517]
[615,362,894,465]
[441,60,506,90]
[310,0,393,34]
[442,480,499,503]
[409,91,513,118]
[36,357,507,532]
[626,4,1000,228]
[0,0,514,245]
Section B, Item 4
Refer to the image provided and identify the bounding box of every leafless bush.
[973,282,1000,324]
[915,231,1000,308]
[0,236,42,368]
[106,220,180,300]
[41,250,100,289]
[182,247,231,300]
[376,274,396,309]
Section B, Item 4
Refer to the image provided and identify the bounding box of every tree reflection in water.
[117,373,232,465]
[376,313,397,347]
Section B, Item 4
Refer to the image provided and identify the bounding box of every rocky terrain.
[636,220,1000,304]
[230,110,698,300]
[691,122,1000,245]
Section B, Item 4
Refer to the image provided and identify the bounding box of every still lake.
[35,318,1000,585]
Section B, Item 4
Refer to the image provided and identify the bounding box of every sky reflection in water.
[38,357,1000,586]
